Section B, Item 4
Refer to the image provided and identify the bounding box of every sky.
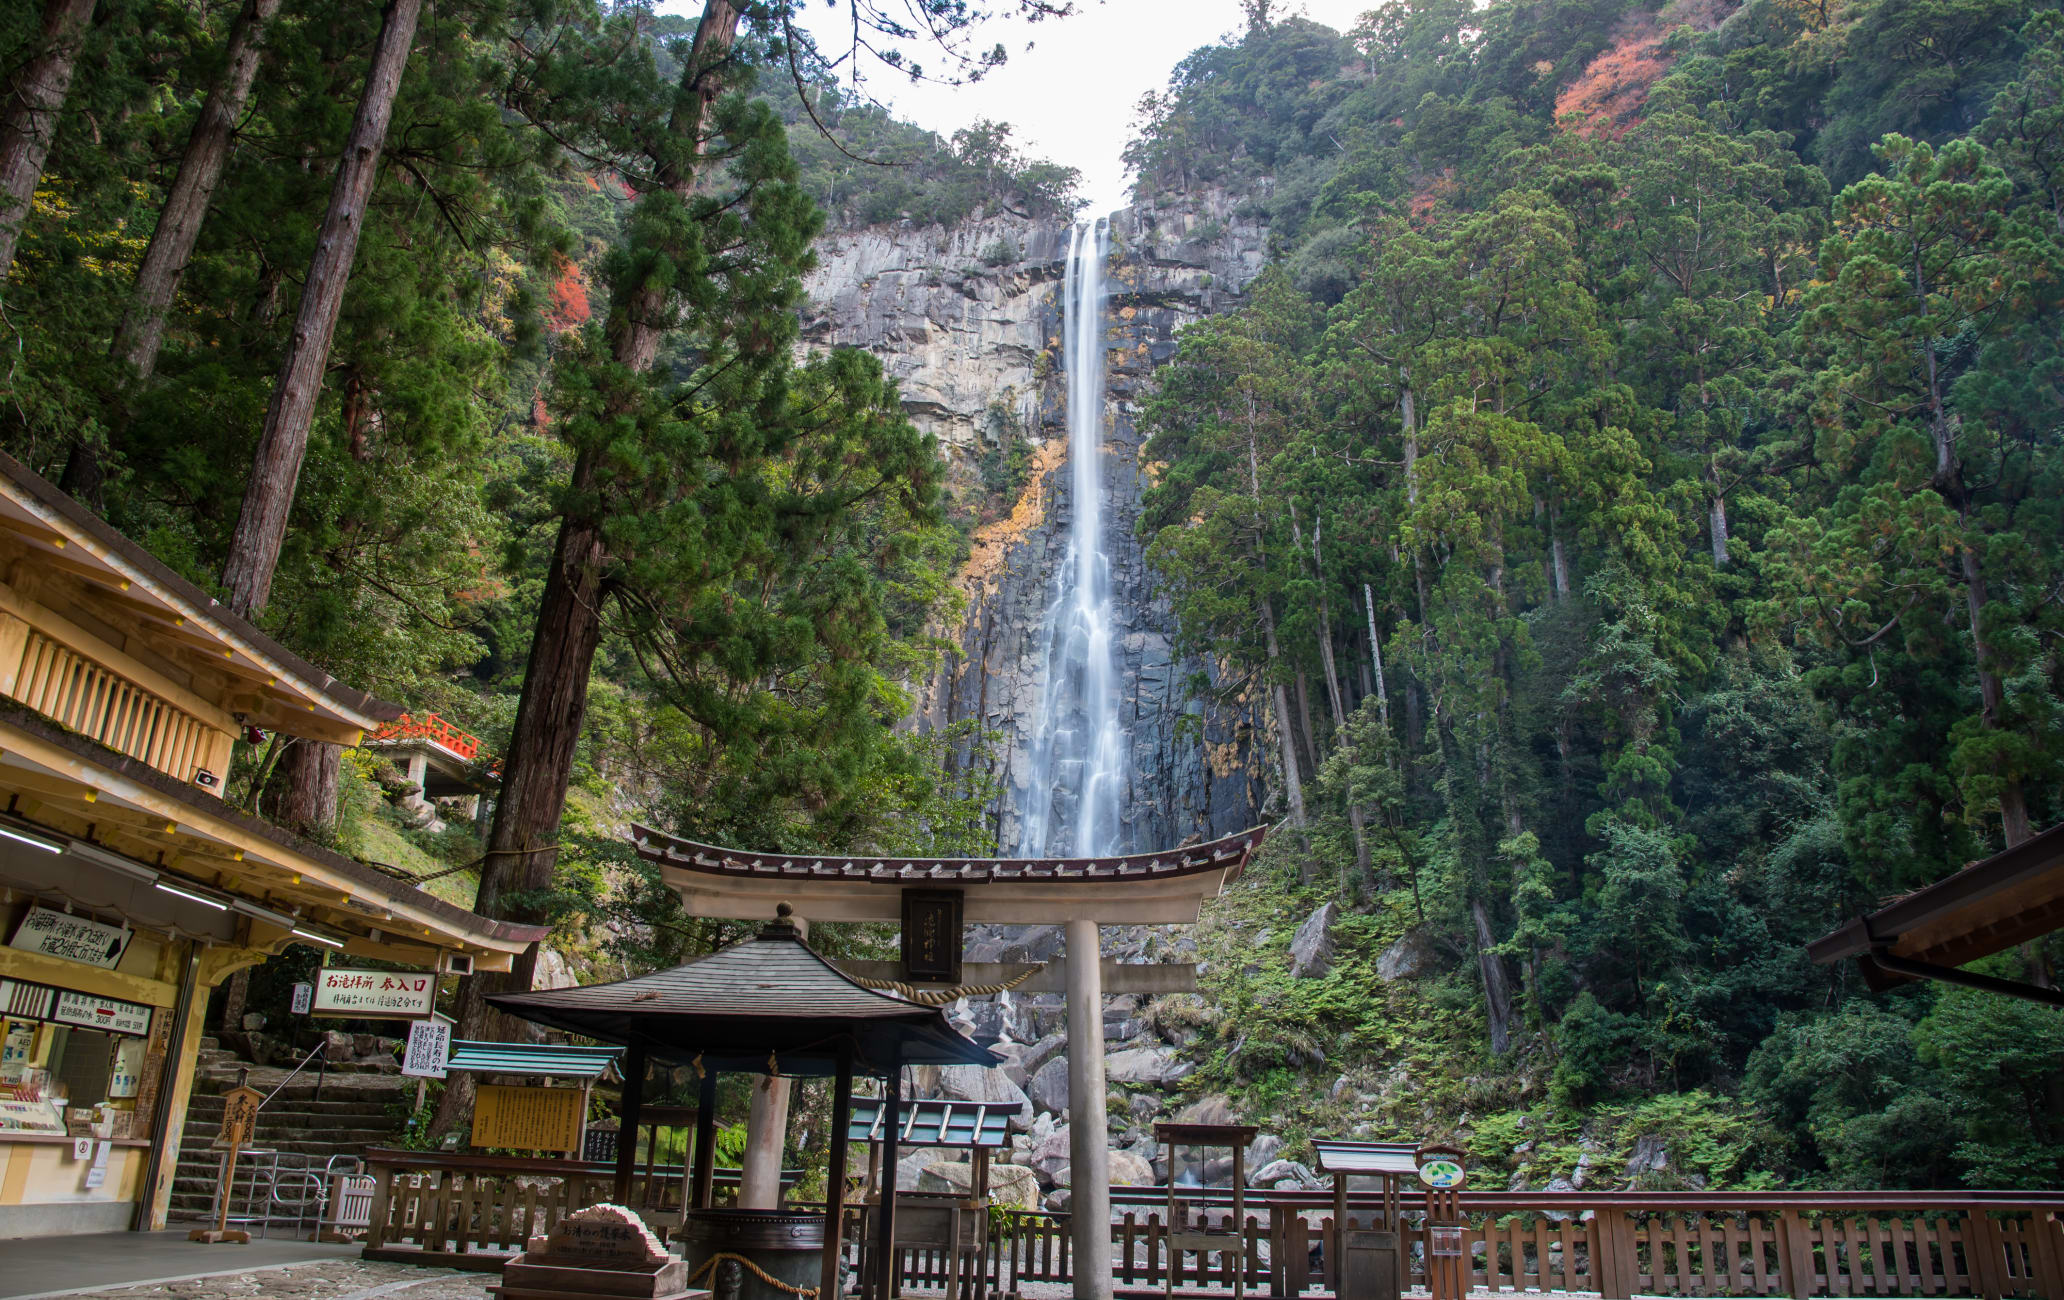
[658,1,1375,214]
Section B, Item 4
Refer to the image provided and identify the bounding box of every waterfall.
[1017,217,1125,859]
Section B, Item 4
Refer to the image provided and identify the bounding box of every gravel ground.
[35,1259,493,1300]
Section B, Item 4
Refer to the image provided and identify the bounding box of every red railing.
[368,712,484,763]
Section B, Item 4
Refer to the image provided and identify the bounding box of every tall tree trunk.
[266,737,341,838]
[1472,896,1514,1055]
[0,0,96,282]
[1363,583,1389,731]
[1707,468,1730,570]
[432,0,744,1140]
[220,0,423,618]
[116,0,280,379]
[1263,613,1308,832]
[63,0,284,507]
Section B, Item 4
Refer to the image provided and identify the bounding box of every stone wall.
[800,190,1275,852]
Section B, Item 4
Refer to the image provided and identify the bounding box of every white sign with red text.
[312,968,436,1019]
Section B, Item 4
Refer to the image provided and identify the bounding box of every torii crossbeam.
[629,824,1271,1300]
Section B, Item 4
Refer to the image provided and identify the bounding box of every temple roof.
[635,824,1271,924]
[488,913,999,1076]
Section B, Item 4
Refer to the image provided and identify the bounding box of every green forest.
[1127,0,2064,1189]
[0,0,2059,1196]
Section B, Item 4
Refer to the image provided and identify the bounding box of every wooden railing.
[369,712,483,762]
[11,630,223,783]
[359,1149,763,1261]
[359,1160,2064,1300]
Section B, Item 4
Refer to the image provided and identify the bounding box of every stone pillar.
[1065,918,1112,1300]
[739,1073,793,1208]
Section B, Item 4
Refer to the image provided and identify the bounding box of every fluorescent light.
[291,926,346,948]
[154,880,229,911]
[66,840,158,884]
[0,825,64,854]
[231,899,298,930]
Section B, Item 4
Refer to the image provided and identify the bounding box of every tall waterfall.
[1017,218,1125,859]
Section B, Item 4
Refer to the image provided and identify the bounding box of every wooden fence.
[356,1157,2064,1299]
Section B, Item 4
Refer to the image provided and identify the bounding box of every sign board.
[1415,1141,1467,1190]
[108,1036,146,1098]
[473,1084,584,1153]
[53,990,152,1037]
[8,907,129,968]
[1430,1225,1465,1257]
[901,888,964,983]
[312,968,436,1019]
[401,1019,449,1079]
[217,1085,262,1149]
[82,1141,109,1190]
[71,1136,93,1160]
[290,982,313,1015]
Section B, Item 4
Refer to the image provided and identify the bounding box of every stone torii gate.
[630,824,1270,1300]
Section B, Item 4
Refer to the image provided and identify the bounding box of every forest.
[1127,0,2064,1189]
[0,0,2059,1195]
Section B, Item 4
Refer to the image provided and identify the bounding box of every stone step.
[185,1096,398,1118]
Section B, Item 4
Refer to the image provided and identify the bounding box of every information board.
[312,968,436,1019]
[53,990,152,1036]
[473,1084,583,1153]
[8,907,129,968]
[401,1019,449,1078]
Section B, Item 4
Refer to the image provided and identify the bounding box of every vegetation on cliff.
[1130,0,2064,1189]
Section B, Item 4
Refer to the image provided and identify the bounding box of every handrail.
[361,1146,795,1184]
[260,1043,330,1109]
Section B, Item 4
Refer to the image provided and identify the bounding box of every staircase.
[167,1036,413,1223]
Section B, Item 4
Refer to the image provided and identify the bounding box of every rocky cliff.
[800,189,1275,852]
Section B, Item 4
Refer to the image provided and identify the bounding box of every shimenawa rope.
[846,962,1044,1005]
[687,1250,819,1298]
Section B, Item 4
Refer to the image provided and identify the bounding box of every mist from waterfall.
[1016,217,1125,859]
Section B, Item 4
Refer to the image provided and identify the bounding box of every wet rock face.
[799,193,1272,853]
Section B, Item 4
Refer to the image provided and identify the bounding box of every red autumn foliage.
[1556,17,1672,138]
[545,254,591,334]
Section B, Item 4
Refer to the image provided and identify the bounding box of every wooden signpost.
[1416,1142,1469,1300]
[190,1083,262,1243]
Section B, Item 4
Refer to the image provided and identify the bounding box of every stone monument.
[494,1204,706,1300]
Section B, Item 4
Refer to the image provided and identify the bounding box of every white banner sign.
[52,990,152,1037]
[401,1019,450,1078]
[313,968,436,1019]
[8,907,129,968]
[290,982,313,1015]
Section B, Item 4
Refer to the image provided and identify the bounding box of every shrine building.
[631,822,1270,1300]
[0,453,545,1238]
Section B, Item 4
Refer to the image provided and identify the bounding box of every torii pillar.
[1065,919,1113,1300]
[635,823,1271,1300]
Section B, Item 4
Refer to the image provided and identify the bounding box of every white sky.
[660,1,1375,214]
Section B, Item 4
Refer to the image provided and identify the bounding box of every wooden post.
[1232,1142,1246,1300]
[692,1068,718,1210]
[821,1051,854,1300]
[1064,918,1113,1300]
[1775,1209,1814,1299]
[612,1043,647,1204]
[875,1066,903,1300]
[189,1083,259,1243]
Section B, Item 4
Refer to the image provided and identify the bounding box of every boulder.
[1176,1094,1236,1127]
[934,1064,1033,1128]
[896,1150,950,1190]
[1029,1126,1072,1182]
[1000,926,1065,963]
[918,1161,1042,1209]
[1044,1189,1072,1213]
[1289,902,1339,978]
[1014,1032,1067,1083]
[1246,1134,1283,1169]
[1109,1149,1155,1188]
[1028,1056,1070,1115]
[1625,1135,1668,1178]
[1376,931,1434,982]
[1105,1045,1188,1085]
[1250,1159,1319,1188]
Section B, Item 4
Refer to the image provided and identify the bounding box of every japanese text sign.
[312,967,436,1019]
[8,906,129,968]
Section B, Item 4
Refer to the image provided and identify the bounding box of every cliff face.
[800,190,1273,853]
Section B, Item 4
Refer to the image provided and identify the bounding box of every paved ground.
[19,1259,493,1300]
[0,1232,484,1300]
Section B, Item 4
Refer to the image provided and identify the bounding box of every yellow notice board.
[473,1084,583,1153]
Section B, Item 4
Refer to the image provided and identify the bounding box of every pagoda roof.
[488,913,1000,1076]
[634,824,1270,924]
